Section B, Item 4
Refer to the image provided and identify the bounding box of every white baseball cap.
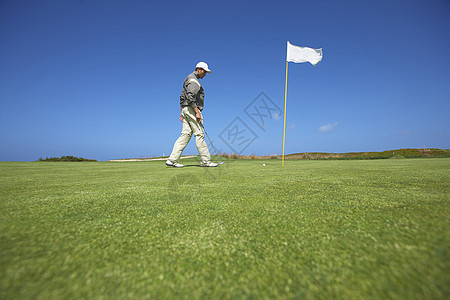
[195,61,212,73]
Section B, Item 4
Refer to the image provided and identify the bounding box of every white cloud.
[397,129,411,136]
[272,112,281,121]
[318,121,338,133]
[288,123,296,130]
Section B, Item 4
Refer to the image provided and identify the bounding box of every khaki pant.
[168,106,211,164]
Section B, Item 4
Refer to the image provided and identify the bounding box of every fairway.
[1,158,449,299]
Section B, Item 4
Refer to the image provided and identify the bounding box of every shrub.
[37,156,97,162]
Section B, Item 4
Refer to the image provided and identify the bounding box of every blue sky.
[1,0,449,161]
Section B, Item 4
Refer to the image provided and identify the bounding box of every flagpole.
[282,60,288,166]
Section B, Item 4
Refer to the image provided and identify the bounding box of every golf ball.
[263,163,266,167]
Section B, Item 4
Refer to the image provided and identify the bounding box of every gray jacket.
[179,71,205,111]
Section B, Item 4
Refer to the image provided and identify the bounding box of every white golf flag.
[286,41,323,66]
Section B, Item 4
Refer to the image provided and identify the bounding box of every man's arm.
[185,80,202,123]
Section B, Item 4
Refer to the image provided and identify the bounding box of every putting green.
[1,158,448,299]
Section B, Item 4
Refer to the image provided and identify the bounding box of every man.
[166,62,218,168]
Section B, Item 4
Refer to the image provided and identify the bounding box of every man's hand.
[196,112,202,124]
[179,106,184,122]
[194,107,202,124]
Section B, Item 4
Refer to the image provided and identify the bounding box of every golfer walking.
[166,62,218,168]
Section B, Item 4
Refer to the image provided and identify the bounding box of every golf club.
[200,122,224,164]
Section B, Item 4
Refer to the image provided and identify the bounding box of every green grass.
[1,158,449,299]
